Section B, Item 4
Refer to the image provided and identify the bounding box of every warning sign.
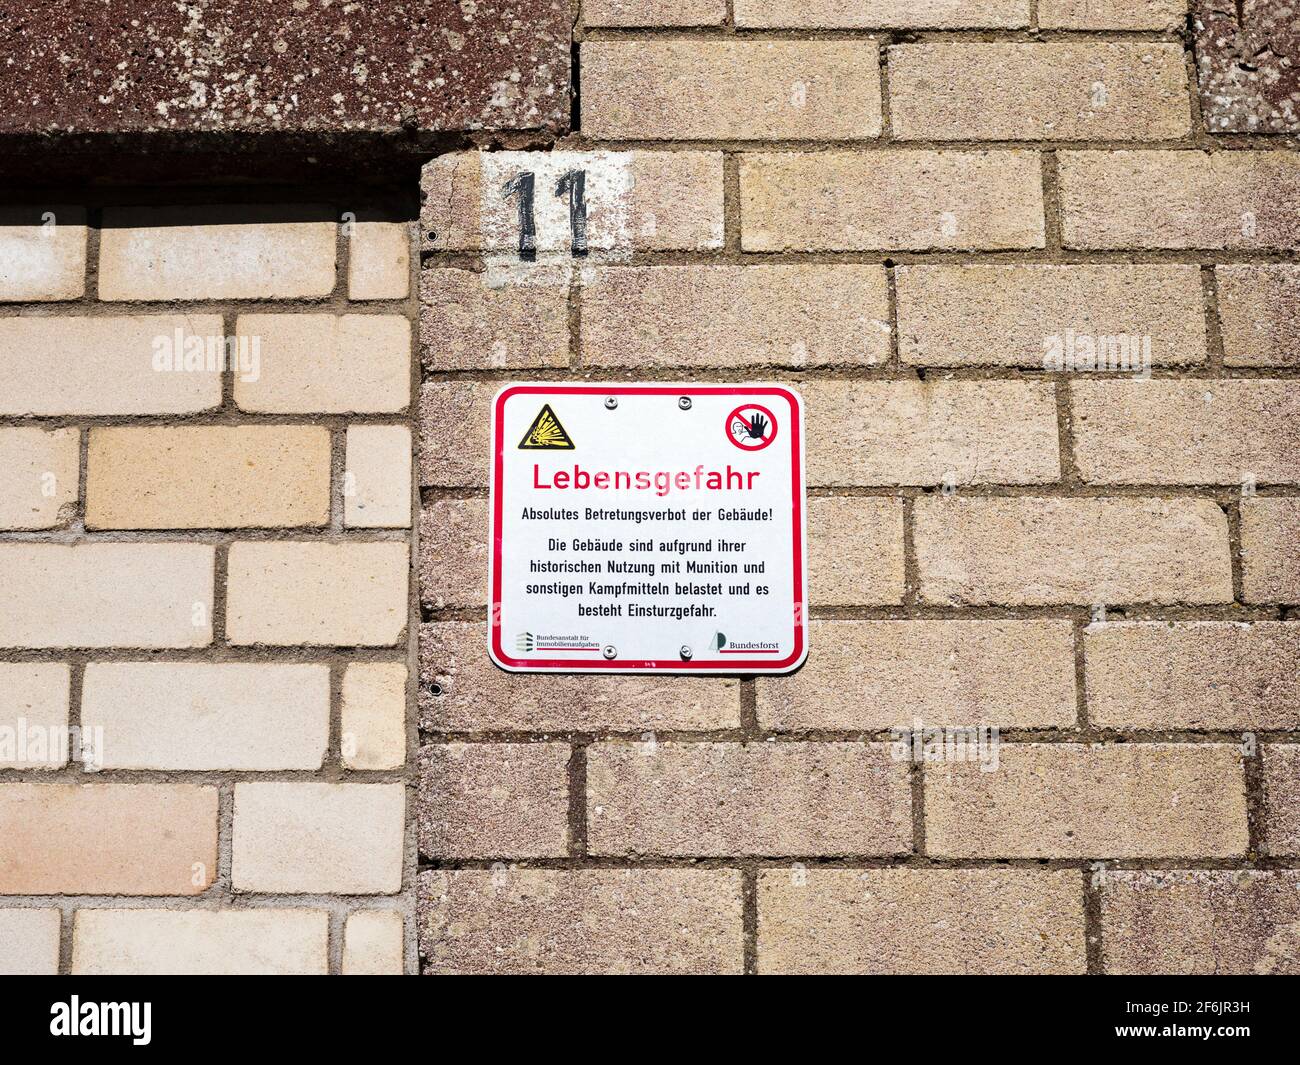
[518,404,574,450]
[488,383,807,673]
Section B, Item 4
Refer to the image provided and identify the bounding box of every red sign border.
[488,383,807,674]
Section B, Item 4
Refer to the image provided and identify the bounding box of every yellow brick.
[0,663,71,770]
[740,150,1045,251]
[585,0,724,25]
[1217,265,1300,367]
[0,315,223,416]
[0,543,214,649]
[808,497,904,606]
[421,269,567,370]
[1060,151,1300,250]
[0,428,79,530]
[348,220,409,300]
[890,44,1189,140]
[86,425,331,529]
[582,40,882,140]
[802,380,1060,486]
[345,425,412,529]
[1241,498,1300,603]
[927,744,1248,858]
[342,662,408,771]
[757,620,1077,730]
[235,314,410,414]
[99,204,336,300]
[226,541,409,646]
[232,782,405,894]
[1072,381,1300,485]
[915,497,1232,606]
[897,264,1206,367]
[342,911,405,975]
[735,0,1029,27]
[73,909,328,975]
[581,265,891,368]
[758,869,1084,974]
[0,206,86,300]
[0,909,61,975]
[1039,0,1186,29]
[81,663,329,770]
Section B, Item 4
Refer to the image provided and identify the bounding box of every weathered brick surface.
[0,428,79,530]
[1073,381,1300,486]
[421,269,567,370]
[1262,746,1300,857]
[0,784,217,894]
[344,425,412,529]
[419,622,741,731]
[1100,871,1300,974]
[1193,0,1300,134]
[417,743,570,859]
[1086,622,1300,731]
[86,426,331,529]
[0,909,61,975]
[926,744,1248,858]
[581,265,891,369]
[735,0,1029,27]
[348,221,410,301]
[1060,151,1300,250]
[896,264,1207,368]
[757,620,1077,731]
[0,543,214,649]
[0,206,86,300]
[73,910,329,976]
[1040,0,1188,30]
[808,497,904,606]
[235,314,410,414]
[914,497,1233,606]
[342,911,405,975]
[418,381,493,487]
[587,742,911,857]
[803,381,1060,486]
[225,541,408,646]
[740,151,1045,251]
[419,869,743,974]
[585,0,724,25]
[232,783,405,894]
[1216,265,1300,366]
[341,662,408,772]
[419,499,488,609]
[758,869,1085,975]
[81,663,330,770]
[1241,499,1300,603]
[890,44,1189,141]
[99,205,336,300]
[0,663,70,770]
[421,151,725,253]
[0,315,223,416]
[582,41,882,141]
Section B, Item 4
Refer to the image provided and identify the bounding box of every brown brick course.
[586,741,912,857]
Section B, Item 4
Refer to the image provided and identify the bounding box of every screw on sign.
[726,404,777,451]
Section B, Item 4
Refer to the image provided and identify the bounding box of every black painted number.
[501,169,589,260]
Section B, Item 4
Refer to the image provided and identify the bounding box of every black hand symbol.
[747,413,768,440]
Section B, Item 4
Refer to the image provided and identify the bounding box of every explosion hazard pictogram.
[518,404,574,449]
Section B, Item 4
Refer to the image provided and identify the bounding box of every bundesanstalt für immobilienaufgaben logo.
[50,996,151,1046]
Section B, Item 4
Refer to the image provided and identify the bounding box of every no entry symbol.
[726,403,777,451]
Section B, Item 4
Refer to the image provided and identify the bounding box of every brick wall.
[417,1,1300,975]
[2,0,1297,976]
[0,197,417,974]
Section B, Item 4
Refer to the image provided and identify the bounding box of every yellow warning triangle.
[518,403,574,449]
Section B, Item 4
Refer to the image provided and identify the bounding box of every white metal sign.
[488,383,807,673]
